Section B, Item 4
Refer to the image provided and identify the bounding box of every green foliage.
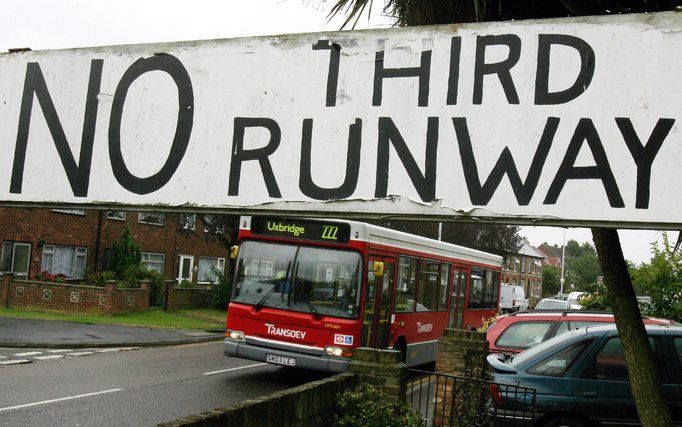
[335,384,423,427]
[83,271,117,287]
[579,290,612,311]
[108,226,141,279]
[210,266,233,309]
[177,279,193,288]
[542,266,561,297]
[631,233,682,322]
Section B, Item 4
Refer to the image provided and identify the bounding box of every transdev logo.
[334,334,353,346]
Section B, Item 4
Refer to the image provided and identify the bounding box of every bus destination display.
[251,217,350,244]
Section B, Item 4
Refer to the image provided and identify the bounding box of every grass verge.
[0,307,226,330]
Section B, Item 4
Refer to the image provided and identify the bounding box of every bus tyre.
[542,416,587,427]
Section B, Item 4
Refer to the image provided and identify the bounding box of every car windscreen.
[232,241,362,319]
[535,299,567,310]
[510,328,587,368]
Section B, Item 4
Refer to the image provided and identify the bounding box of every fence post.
[348,348,407,401]
[434,329,490,426]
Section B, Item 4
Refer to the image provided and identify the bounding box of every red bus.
[225,216,502,372]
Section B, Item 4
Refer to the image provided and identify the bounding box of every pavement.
[0,317,225,348]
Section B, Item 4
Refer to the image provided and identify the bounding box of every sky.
[0,0,677,265]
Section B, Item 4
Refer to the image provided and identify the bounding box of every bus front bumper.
[224,339,350,373]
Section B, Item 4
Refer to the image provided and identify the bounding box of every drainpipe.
[94,211,103,273]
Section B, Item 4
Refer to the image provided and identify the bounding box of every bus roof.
[240,216,503,267]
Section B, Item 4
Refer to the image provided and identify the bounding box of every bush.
[210,267,232,309]
[335,384,423,427]
[579,290,612,311]
[83,271,117,287]
[108,225,141,279]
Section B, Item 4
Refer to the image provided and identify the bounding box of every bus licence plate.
[266,354,296,367]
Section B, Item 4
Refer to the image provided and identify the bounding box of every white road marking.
[14,351,42,357]
[0,388,122,413]
[47,349,72,353]
[0,359,32,365]
[0,356,6,359]
[67,351,94,357]
[203,363,268,376]
[34,355,64,361]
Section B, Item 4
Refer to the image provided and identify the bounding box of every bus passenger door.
[448,267,468,330]
[362,257,395,349]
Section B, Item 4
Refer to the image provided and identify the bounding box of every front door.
[362,257,395,348]
[178,255,194,283]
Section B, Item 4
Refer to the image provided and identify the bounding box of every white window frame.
[138,212,165,226]
[107,211,126,220]
[52,209,85,215]
[1,241,31,278]
[141,252,165,274]
[41,244,87,279]
[177,255,194,283]
[197,256,225,284]
[203,215,226,234]
[180,214,196,230]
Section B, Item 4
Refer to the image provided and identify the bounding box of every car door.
[572,334,667,425]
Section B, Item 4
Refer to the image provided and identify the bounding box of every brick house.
[502,242,545,302]
[0,207,231,285]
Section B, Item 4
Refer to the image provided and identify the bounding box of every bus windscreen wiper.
[255,261,291,311]
[304,301,322,319]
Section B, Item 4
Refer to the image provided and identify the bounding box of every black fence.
[407,369,536,427]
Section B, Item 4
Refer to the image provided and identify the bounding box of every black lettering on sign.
[299,118,362,200]
[312,40,342,107]
[617,118,675,209]
[454,117,559,206]
[544,118,624,208]
[535,34,595,105]
[373,43,431,107]
[229,118,282,198]
[375,117,438,202]
[108,53,194,195]
[473,34,521,105]
[11,60,103,197]
[446,36,462,105]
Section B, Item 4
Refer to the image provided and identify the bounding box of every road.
[0,341,330,426]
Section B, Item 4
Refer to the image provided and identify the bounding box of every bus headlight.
[325,346,353,357]
[227,330,245,341]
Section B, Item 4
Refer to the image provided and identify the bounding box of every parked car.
[485,310,675,354]
[487,324,682,426]
[566,291,587,309]
[499,284,529,313]
[533,298,570,310]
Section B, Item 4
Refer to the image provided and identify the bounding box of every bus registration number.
[266,354,296,367]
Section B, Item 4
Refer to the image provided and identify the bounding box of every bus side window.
[395,256,417,312]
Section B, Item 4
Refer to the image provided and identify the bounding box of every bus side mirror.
[230,245,239,260]
[372,261,384,277]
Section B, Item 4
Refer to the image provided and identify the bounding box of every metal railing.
[407,368,536,427]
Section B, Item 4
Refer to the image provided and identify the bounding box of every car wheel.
[542,416,587,427]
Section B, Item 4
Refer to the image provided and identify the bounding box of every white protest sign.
[0,12,679,227]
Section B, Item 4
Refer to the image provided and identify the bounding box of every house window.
[107,211,126,220]
[197,257,225,283]
[141,252,165,274]
[138,212,164,225]
[41,245,87,279]
[180,214,196,230]
[1,241,31,278]
[52,209,85,215]
[203,215,225,234]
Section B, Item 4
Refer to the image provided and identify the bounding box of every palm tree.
[328,1,678,425]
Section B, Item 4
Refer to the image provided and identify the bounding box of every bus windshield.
[232,241,362,319]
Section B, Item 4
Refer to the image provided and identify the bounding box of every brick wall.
[0,276,149,315]
[157,373,358,427]
[165,284,212,310]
